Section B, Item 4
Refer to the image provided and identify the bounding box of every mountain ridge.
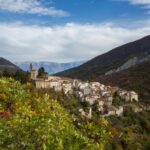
[0,57,20,72]
[99,61,150,99]
[56,35,150,99]
[15,61,85,74]
[56,35,150,79]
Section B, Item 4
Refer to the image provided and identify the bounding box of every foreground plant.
[0,78,111,150]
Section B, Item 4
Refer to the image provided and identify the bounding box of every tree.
[13,70,30,84]
[2,69,12,77]
[0,78,87,149]
[0,78,111,150]
[37,67,47,78]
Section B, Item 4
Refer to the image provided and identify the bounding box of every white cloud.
[115,0,150,14]
[115,0,150,5]
[128,0,150,10]
[0,21,150,62]
[0,0,69,17]
[128,0,150,5]
[129,0,150,14]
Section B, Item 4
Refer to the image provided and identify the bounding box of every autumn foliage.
[0,78,111,150]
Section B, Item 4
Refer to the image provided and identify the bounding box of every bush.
[0,78,111,150]
[0,78,87,149]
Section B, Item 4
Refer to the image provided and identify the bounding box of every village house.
[130,91,139,102]
[118,90,139,102]
[85,95,100,105]
[87,107,92,119]
[36,79,50,89]
[104,97,113,107]
[78,107,92,119]
[106,106,116,116]
[101,92,113,107]
[99,84,105,91]
[50,80,61,88]
[81,87,92,96]
[78,108,86,116]
[79,83,89,90]
[31,67,141,118]
[75,91,84,99]
[101,91,110,97]
[97,100,105,112]
[48,76,61,81]
[72,79,80,89]
[115,106,124,116]
[132,105,143,112]
[104,106,123,116]
[90,82,100,88]
[62,83,73,94]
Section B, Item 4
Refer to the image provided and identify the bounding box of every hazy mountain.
[0,57,20,72]
[15,61,85,74]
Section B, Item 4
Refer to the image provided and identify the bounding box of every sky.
[0,0,150,62]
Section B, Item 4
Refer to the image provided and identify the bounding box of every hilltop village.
[30,68,149,119]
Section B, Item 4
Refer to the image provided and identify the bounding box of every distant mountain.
[0,57,20,72]
[56,35,150,99]
[15,61,85,74]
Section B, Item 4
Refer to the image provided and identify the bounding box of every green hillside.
[0,78,111,150]
[99,61,150,100]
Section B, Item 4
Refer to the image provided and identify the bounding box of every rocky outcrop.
[105,55,150,75]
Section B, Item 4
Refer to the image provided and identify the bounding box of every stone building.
[36,79,50,88]
[30,69,37,80]
[130,91,138,102]
[118,90,139,102]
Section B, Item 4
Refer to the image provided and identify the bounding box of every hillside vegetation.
[99,61,150,100]
[0,78,111,150]
[0,77,149,150]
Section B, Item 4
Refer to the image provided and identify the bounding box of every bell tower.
[30,63,37,80]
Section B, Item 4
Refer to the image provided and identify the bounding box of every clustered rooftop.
[30,68,144,118]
